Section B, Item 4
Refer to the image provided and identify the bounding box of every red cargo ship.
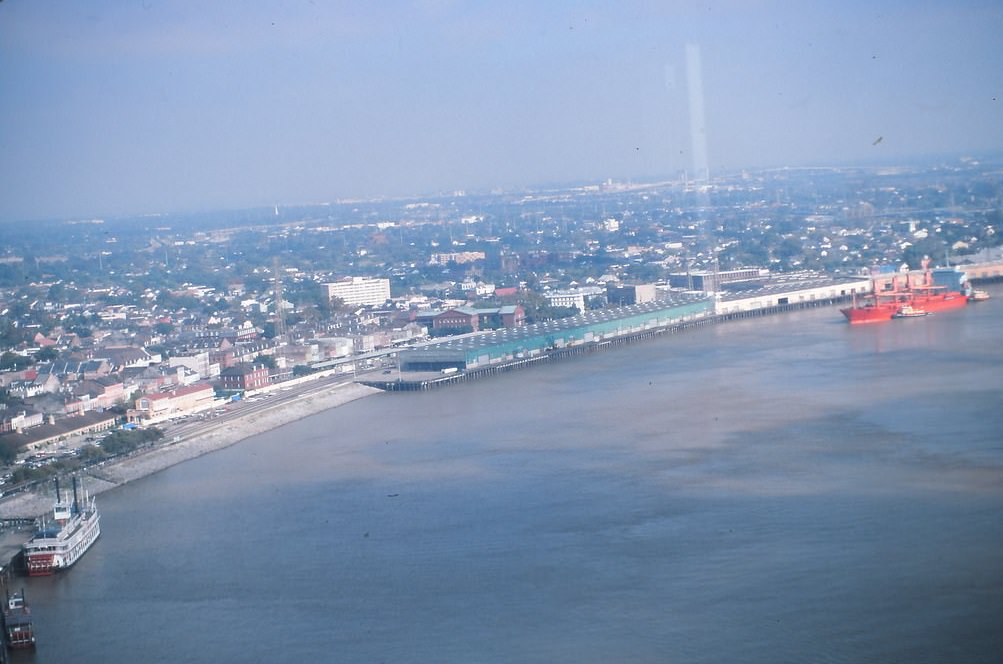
[841,259,968,324]
[840,292,905,324]
[907,285,968,313]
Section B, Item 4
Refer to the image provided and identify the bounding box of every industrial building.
[606,283,657,305]
[399,294,713,372]
[714,275,870,315]
[668,268,770,292]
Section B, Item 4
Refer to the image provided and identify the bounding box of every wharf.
[362,314,719,391]
[0,527,31,580]
[361,297,850,393]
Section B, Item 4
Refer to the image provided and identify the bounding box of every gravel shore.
[0,382,381,520]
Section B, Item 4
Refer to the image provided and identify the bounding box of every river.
[15,292,1003,663]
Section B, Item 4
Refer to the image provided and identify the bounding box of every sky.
[1,0,1001,222]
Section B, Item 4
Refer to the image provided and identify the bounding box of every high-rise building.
[323,277,391,307]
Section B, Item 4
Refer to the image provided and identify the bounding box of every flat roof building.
[714,275,870,315]
[667,268,769,292]
[399,294,713,372]
[606,283,657,306]
[324,277,391,307]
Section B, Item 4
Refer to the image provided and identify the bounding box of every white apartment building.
[324,277,391,307]
[168,350,220,379]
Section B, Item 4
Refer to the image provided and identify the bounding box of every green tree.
[903,238,948,270]
[254,354,278,369]
[34,346,59,362]
[0,352,33,371]
[77,444,106,462]
[11,465,48,484]
[0,438,19,465]
[100,427,163,455]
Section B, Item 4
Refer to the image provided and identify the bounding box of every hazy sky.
[1,1,1001,222]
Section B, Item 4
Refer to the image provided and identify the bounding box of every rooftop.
[415,294,710,354]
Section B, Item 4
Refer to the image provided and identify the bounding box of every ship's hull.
[3,593,35,650]
[3,611,35,649]
[840,302,899,324]
[911,292,968,311]
[24,511,101,576]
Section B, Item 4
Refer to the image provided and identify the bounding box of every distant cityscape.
[1,158,1001,484]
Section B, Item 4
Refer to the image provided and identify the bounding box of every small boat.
[969,289,990,302]
[893,305,929,318]
[2,589,35,649]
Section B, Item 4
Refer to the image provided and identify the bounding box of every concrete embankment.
[0,382,381,521]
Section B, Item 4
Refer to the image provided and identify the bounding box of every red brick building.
[432,308,480,333]
[217,363,271,392]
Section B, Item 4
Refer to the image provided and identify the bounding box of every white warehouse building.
[714,276,871,315]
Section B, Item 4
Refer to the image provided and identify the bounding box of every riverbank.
[0,381,381,520]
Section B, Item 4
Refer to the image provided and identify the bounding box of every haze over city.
[1,0,1001,222]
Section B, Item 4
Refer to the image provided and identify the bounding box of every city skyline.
[1,1,1001,223]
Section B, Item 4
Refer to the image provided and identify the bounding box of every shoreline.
[0,301,833,521]
[0,381,382,520]
[6,284,994,522]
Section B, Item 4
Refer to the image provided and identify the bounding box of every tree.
[776,237,804,263]
[0,438,19,465]
[77,444,106,462]
[100,428,163,456]
[147,344,168,359]
[255,354,277,369]
[34,346,59,361]
[903,238,948,270]
[0,352,33,371]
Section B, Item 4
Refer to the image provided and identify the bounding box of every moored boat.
[2,589,35,649]
[841,300,899,324]
[969,288,990,302]
[907,284,968,313]
[842,259,968,324]
[893,305,929,318]
[23,477,101,576]
[840,289,909,324]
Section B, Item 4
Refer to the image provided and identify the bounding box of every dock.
[361,297,852,392]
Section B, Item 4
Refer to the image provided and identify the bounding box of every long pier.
[361,296,850,392]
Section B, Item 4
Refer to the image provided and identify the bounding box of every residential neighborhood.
[1,160,1001,480]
